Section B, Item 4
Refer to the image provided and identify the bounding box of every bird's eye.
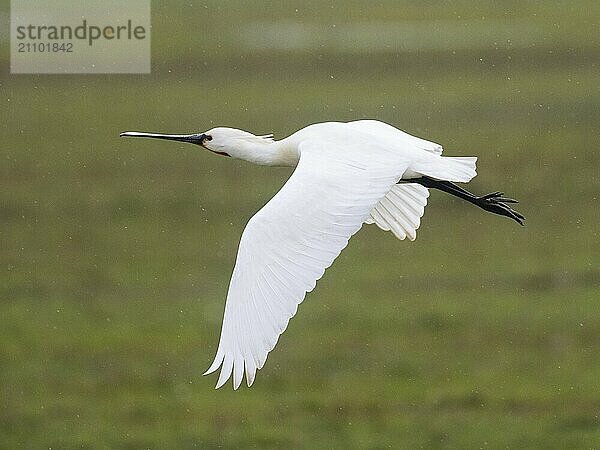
[205,135,213,142]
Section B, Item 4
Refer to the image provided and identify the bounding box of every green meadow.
[1,1,599,448]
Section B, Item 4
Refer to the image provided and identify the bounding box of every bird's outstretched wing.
[365,183,430,241]
[204,140,408,389]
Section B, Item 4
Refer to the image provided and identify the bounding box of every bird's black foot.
[401,177,526,226]
[474,192,525,226]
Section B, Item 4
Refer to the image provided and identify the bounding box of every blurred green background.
[1,1,599,448]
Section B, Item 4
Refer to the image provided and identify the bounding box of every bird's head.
[120,127,277,164]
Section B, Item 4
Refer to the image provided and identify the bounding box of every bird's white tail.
[412,156,477,183]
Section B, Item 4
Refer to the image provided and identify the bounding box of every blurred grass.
[1,0,599,448]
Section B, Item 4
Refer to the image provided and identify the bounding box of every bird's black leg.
[400,177,525,226]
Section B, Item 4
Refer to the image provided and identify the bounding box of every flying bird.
[120,120,524,389]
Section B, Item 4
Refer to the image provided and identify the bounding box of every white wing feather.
[204,140,408,389]
[366,184,430,241]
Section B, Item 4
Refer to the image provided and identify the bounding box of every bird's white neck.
[231,136,299,167]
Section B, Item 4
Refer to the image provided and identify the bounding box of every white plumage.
[120,119,524,389]
[202,121,476,389]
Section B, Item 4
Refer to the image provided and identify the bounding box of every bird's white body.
[206,120,473,172]
[197,120,478,388]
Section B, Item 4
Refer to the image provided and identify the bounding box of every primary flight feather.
[121,120,524,389]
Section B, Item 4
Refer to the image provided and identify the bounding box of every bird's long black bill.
[119,131,204,145]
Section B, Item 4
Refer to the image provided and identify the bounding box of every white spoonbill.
[120,120,524,389]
